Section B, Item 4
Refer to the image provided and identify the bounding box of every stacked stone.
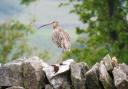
[0,55,127,89]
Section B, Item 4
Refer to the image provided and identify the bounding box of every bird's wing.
[52,31,62,47]
[63,31,71,42]
[59,30,71,50]
[52,27,71,51]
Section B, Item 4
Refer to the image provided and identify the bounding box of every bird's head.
[51,21,59,29]
[38,21,59,29]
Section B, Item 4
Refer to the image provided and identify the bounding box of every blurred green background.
[0,0,128,65]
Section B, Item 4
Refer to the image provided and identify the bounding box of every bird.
[38,21,71,52]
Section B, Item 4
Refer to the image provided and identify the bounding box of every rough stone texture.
[50,72,72,89]
[22,56,47,89]
[113,64,128,89]
[85,63,102,89]
[0,55,128,89]
[6,86,24,89]
[119,63,128,75]
[45,84,53,89]
[99,62,114,89]
[70,62,88,89]
[102,54,113,72]
[43,59,74,89]
[0,60,23,86]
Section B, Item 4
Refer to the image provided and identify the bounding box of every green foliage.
[0,20,34,63]
[20,0,37,5]
[38,50,51,61]
[63,0,128,65]
[0,20,51,63]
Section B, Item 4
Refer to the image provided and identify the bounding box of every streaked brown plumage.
[39,21,71,52]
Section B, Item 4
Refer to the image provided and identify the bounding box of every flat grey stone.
[102,54,113,71]
[86,63,102,89]
[43,59,74,89]
[99,62,114,89]
[113,64,128,89]
[22,56,48,89]
[0,60,23,86]
[70,62,88,89]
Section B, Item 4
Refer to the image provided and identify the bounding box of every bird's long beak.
[38,23,52,29]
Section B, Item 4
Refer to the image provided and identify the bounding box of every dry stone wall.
[0,55,128,89]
